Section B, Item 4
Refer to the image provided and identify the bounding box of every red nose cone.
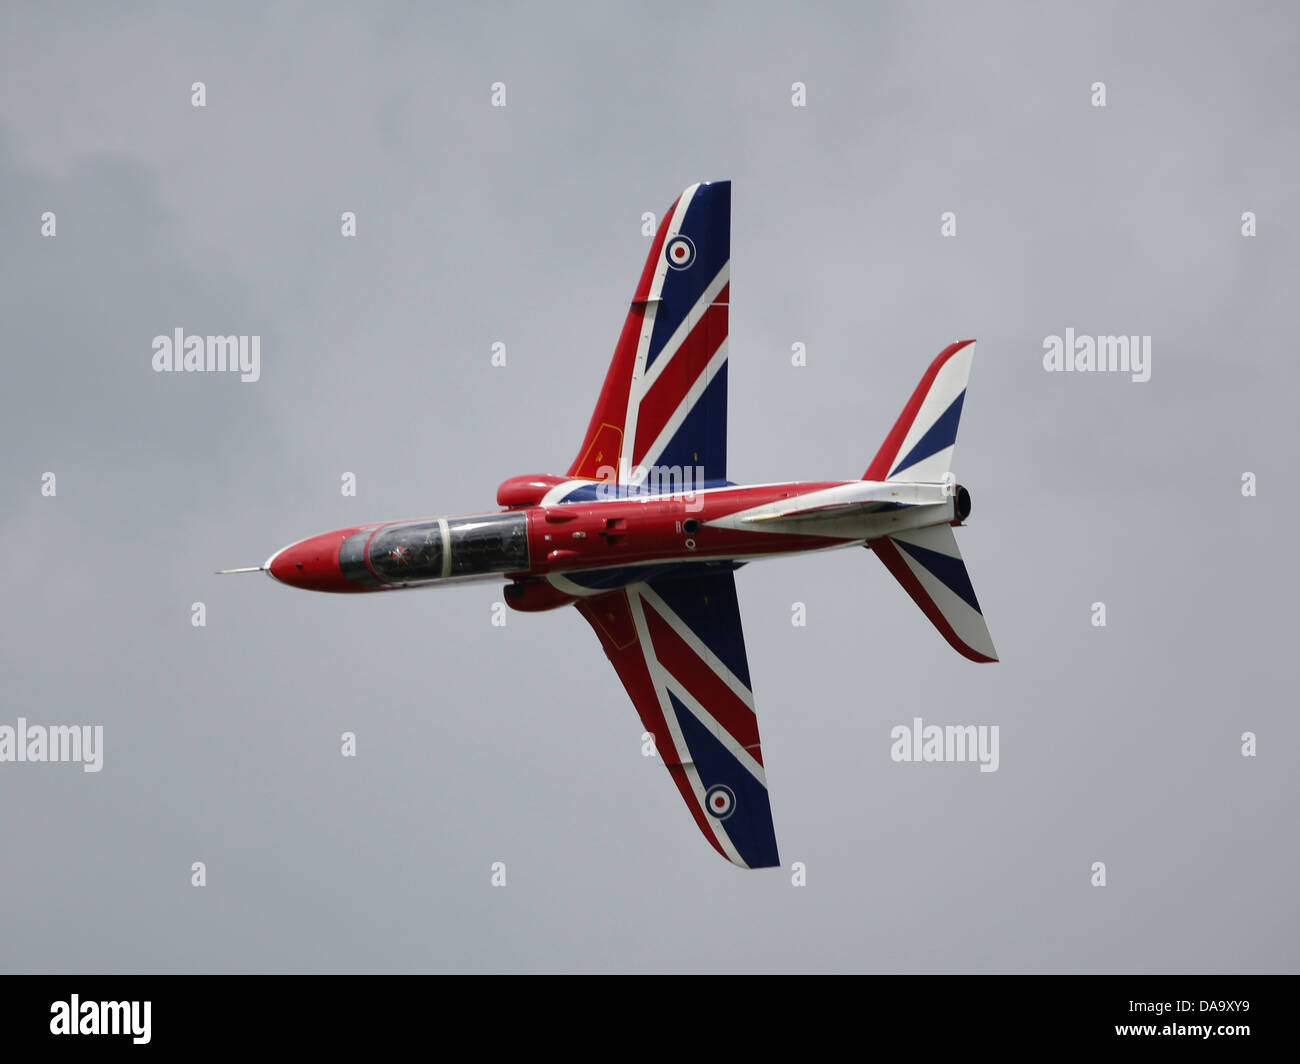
[266,527,363,592]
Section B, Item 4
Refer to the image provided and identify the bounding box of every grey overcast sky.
[1,1,1296,973]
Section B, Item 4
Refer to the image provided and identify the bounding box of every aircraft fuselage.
[264,476,969,605]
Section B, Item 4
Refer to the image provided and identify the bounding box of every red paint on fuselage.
[524,481,846,575]
[268,480,869,596]
[267,526,369,593]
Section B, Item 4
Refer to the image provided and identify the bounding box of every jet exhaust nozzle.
[954,484,972,522]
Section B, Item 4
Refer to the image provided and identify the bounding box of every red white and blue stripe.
[568,181,731,491]
[864,339,976,483]
[577,570,779,869]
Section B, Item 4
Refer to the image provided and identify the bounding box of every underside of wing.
[569,181,731,488]
[575,570,779,869]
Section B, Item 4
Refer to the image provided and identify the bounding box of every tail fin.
[869,525,998,662]
[864,340,975,482]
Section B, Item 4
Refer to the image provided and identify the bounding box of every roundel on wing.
[664,234,696,270]
[704,783,736,820]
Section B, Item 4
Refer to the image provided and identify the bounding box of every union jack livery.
[227,181,998,869]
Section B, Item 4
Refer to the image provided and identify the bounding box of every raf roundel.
[704,783,736,820]
[664,234,696,271]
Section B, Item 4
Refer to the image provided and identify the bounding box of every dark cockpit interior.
[364,513,529,584]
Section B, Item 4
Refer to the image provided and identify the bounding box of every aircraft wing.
[575,570,779,869]
[568,180,731,487]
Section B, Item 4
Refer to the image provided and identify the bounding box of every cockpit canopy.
[342,512,529,586]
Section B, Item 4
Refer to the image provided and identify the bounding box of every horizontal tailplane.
[869,524,997,663]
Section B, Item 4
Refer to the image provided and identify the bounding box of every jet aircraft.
[224,181,997,869]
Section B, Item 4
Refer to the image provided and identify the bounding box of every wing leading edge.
[575,570,779,869]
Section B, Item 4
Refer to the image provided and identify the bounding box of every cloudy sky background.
[1,1,1296,972]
